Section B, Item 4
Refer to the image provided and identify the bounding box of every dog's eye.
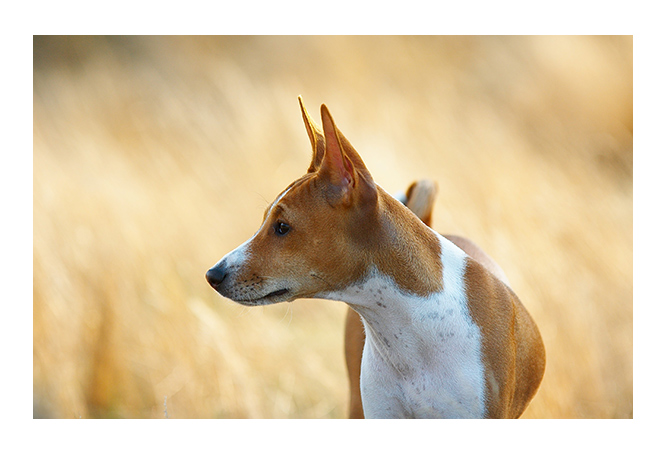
[274,221,290,236]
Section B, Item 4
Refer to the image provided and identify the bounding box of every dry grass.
[33,36,632,418]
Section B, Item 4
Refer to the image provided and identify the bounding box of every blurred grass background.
[33,36,632,419]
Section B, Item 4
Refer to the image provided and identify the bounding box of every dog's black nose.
[206,266,227,289]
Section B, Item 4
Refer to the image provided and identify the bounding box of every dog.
[206,97,545,418]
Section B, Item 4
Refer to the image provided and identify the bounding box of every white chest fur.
[323,235,486,418]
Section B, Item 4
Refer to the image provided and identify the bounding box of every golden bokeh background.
[33,36,632,418]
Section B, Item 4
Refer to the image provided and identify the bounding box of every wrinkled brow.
[262,191,289,222]
[259,174,314,222]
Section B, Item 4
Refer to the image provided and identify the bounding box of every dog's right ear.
[319,104,377,208]
[298,96,325,173]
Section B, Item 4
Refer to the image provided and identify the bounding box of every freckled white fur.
[322,234,486,418]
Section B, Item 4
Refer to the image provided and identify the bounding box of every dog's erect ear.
[319,104,376,207]
[320,104,353,190]
[298,96,325,173]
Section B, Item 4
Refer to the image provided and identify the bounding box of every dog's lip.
[264,288,289,299]
[236,288,291,306]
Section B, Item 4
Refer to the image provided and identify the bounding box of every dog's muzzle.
[206,255,293,305]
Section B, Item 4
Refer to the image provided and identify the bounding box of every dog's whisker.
[310,272,333,288]
[236,305,252,318]
[279,303,294,326]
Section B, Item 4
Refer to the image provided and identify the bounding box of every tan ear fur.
[319,103,377,207]
[319,104,354,199]
[298,96,325,173]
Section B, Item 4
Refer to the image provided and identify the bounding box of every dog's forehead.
[263,174,321,220]
[280,174,324,204]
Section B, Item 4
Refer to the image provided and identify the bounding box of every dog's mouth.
[237,288,291,306]
[264,288,289,299]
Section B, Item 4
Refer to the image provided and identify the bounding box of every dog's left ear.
[298,96,325,173]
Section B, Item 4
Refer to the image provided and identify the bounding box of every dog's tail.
[395,179,438,227]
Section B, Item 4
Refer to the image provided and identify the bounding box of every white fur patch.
[321,233,486,418]
[218,236,251,269]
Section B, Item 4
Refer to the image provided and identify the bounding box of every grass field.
[33,36,632,418]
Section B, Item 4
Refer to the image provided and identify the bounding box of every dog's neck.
[319,190,487,418]
[357,187,445,297]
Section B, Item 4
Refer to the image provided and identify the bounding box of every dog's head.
[206,98,380,305]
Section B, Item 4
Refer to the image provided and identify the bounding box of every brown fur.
[464,260,546,417]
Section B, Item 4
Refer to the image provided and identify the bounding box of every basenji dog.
[206,97,546,418]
